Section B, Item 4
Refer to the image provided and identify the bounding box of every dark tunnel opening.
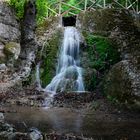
[62,16,76,27]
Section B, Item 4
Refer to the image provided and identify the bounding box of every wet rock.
[0,122,15,139]
[2,123,15,132]
[52,91,94,108]
[0,113,4,122]
[45,133,93,140]
[13,132,27,140]
[28,127,43,140]
[0,64,7,72]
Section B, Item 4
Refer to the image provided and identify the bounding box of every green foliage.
[85,34,120,71]
[8,0,56,23]
[83,32,120,90]
[107,95,119,104]
[8,0,139,23]
[8,0,27,19]
[36,0,48,24]
[40,31,62,87]
[62,0,80,16]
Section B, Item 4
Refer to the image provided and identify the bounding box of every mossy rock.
[78,9,135,34]
[81,32,120,91]
[104,60,140,110]
[40,29,63,87]
[4,42,21,60]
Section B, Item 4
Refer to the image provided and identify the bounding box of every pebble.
[28,127,43,140]
[0,112,4,122]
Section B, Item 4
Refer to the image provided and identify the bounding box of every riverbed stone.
[28,127,43,140]
[0,64,7,71]
[52,91,94,108]
[0,113,4,122]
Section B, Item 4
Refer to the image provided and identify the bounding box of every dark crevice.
[62,16,76,27]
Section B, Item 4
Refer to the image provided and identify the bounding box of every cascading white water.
[44,27,85,93]
[36,62,42,91]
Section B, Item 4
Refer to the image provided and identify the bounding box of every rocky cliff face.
[0,1,37,94]
[77,9,140,109]
[0,1,21,92]
[0,1,21,64]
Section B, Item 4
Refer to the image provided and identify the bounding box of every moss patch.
[4,42,20,60]
[40,30,63,87]
[82,32,120,91]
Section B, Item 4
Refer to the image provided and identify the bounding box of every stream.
[3,106,140,139]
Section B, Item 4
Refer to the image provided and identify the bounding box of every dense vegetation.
[7,0,139,24]
[8,0,48,23]
[7,0,80,23]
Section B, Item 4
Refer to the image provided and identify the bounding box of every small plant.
[107,95,120,104]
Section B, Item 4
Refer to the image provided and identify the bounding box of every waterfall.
[44,27,85,93]
[36,62,42,91]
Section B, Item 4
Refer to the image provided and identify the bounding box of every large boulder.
[104,60,140,108]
